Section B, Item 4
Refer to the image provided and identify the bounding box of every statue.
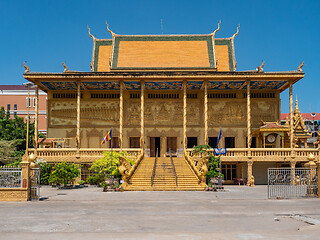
[249,175,255,187]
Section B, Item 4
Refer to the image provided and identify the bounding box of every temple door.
[167,137,177,155]
[150,137,161,157]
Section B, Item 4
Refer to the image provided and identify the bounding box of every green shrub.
[89,151,134,185]
[37,161,51,185]
[49,162,80,186]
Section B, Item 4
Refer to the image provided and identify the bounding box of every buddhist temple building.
[23,23,318,188]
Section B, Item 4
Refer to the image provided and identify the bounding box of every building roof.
[92,30,237,72]
[281,113,320,121]
[0,85,29,91]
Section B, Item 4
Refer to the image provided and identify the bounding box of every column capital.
[247,160,253,166]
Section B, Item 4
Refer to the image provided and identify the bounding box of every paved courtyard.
[0,185,320,239]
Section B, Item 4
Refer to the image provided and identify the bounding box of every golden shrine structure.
[23,22,319,190]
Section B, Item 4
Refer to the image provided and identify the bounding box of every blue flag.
[216,128,222,148]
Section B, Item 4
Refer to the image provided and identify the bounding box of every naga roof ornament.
[297,61,304,72]
[106,21,116,37]
[231,24,240,39]
[211,20,221,38]
[87,25,96,40]
[256,61,265,72]
[23,61,30,74]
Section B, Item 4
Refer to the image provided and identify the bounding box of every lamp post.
[311,112,316,149]
[23,82,35,155]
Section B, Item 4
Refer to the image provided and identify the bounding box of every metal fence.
[268,168,318,199]
[0,166,22,188]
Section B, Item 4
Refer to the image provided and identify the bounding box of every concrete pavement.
[0,185,319,239]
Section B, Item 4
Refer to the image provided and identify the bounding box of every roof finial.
[297,61,304,72]
[23,61,30,74]
[294,95,300,114]
[87,25,96,40]
[212,20,221,38]
[62,62,68,73]
[256,61,264,72]
[106,21,115,37]
[232,24,240,39]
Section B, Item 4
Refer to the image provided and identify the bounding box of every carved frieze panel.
[126,100,185,126]
[49,100,119,126]
[208,100,278,127]
[208,101,246,126]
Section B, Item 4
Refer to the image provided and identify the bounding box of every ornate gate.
[30,168,40,200]
[268,168,318,199]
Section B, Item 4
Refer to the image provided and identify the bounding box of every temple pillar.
[246,161,253,186]
[140,80,145,149]
[246,79,251,157]
[120,80,123,150]
[76,80,81,154]
[34,85,39,155]
[183,80,187,150]
[289,80,295,157]
[204,80,208,145]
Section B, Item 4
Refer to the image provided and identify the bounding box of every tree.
[49,162,80,186]
[0,106,44,165]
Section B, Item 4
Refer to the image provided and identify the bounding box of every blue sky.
[0,0,319,113]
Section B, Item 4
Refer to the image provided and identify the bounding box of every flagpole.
[111,128,113,179]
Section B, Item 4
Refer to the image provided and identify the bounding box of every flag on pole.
[216,128,222,148]
[101,129,112,144]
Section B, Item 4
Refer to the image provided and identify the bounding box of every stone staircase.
[123,157,206,191]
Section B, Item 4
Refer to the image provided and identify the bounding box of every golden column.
[289,80,294,157]
[204,80,208,145]
[140,80,145,149]
[34,84,39,156]
[119,80,123,150]
[76,80,81,153]
[246,79,251,157]
[183,80,187,150]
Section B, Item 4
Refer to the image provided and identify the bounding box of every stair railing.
[169,149,178,186]
[151,148,158,186]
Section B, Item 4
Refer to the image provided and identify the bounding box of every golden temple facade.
[23,23,318,187]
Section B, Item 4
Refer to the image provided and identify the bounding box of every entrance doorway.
[150,137,160,157]
[167,137,177,155]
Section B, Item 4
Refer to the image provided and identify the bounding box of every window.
[53,93,82,99]
[14,104,17,110]
[187,93,198,99]
[243,92,275,98]
[187,137,197,148]
[7,104,10,111]
[91,93,120,99]
[130,93,140,99]
[148,93,179,99]
[222,164,237,180]
[33,97,36,107]
[208,93,236,99]
[26,97,31,107]
[225,137,235,148]
[130,137,140,148]
[208,137,218,148]
[14,112,17,118]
